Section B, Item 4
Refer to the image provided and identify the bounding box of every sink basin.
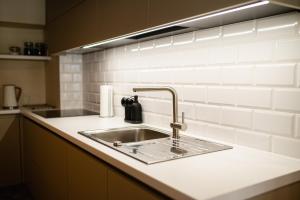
[79,126,232,164]
[79,126,169,144]
[93,127,169,143]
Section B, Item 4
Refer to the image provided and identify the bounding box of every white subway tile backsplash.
[173,32,194,46]
[254,63,295,86]
[104,71,114,82]
[206,124,235,143]
[195,104,221,124]
[140,41,154,51]
[253,110,294,136]
[126,43,139,53]
[223,20,255,39]
[272,136,300,158]
[72,54,82,63]
[221,107,252,129]
[297,64,300,87]
[275,38,300,61]
[61,64,72,73]
[195,27,221,42]
[221,65,253,85]
[179,102,195,119]
[235,129,271,151]
[155,36,172,48]
[60,54,83,109]
[257,12,298,37]
[207,86,236,105]
[73,74,82,82]
[139,69,172,83]
[181,85,206,102]
[238,41,274,63]
[61,74,73,82]
[77,12,300,159]
[122,70,140,83]
[211,45,237,64]
[60,55,72,63]
[71,64,81,73]
[273,89,300,112]
[296,115,300,138]
[236,87,271,108]
[72,83,81,92]
[140,98,171,116]
[194,67,221,84]
[185,119,207,137]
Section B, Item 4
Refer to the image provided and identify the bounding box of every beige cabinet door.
[46,0,84,23]
[107,167,168,200]
[0,114,21,186]
[46,0,99,54]
[67,145,108,200]
[23,118,68,200]
[96,0,148,40]
[148,0,251,27]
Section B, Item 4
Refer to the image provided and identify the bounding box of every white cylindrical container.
[99,85,114,117]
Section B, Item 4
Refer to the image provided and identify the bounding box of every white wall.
[63,12,300,159]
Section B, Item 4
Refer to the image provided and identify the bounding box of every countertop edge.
[21,111,194,200]
[21,111,300,200]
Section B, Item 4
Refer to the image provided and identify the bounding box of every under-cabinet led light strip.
[83,0,269,49]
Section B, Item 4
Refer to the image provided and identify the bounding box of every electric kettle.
[2,84,22,109]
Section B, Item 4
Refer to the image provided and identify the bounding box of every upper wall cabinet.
[148,0,251,27]
[96,0,148,40]
[46,0,148,54]
[148,0,300,27]
[46,0,300,54]
[46,0,84,24]
[46,0,99,54]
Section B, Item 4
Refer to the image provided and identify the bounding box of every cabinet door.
[0,115,21,186]
[148,0,250,27]
[107,168,168,200]
[23,118,68,200]
[46,0,84,23]
[67,145,108,200]
[46,0,99,54]
[97,0,148,40]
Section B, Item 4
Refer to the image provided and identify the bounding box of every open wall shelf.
[0,54,51,61]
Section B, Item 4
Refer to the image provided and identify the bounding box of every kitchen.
[1,0,300,199]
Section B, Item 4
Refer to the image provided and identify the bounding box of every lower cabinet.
[23,117,68,200]
[107,168,167,200]
[0,114,21,187]
[67,144,107,200]
[22,117,168,200]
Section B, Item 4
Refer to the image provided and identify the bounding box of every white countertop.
[0,109,20,115]
[22,110,300,200]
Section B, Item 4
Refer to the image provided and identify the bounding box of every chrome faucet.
[132,86,187,138]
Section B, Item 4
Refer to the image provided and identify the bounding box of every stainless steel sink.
[79,126,232,164]
[83,127,169,144]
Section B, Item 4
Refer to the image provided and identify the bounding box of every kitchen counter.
[0,109,20,115]
[22,110,300,200]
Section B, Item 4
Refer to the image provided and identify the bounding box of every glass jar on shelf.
[24,42,34,55]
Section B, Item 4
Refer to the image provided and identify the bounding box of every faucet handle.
[181,112,187,131]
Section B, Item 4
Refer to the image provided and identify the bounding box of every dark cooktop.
[33,109,98,118]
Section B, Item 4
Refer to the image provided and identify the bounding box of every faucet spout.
[133,86,186,138]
